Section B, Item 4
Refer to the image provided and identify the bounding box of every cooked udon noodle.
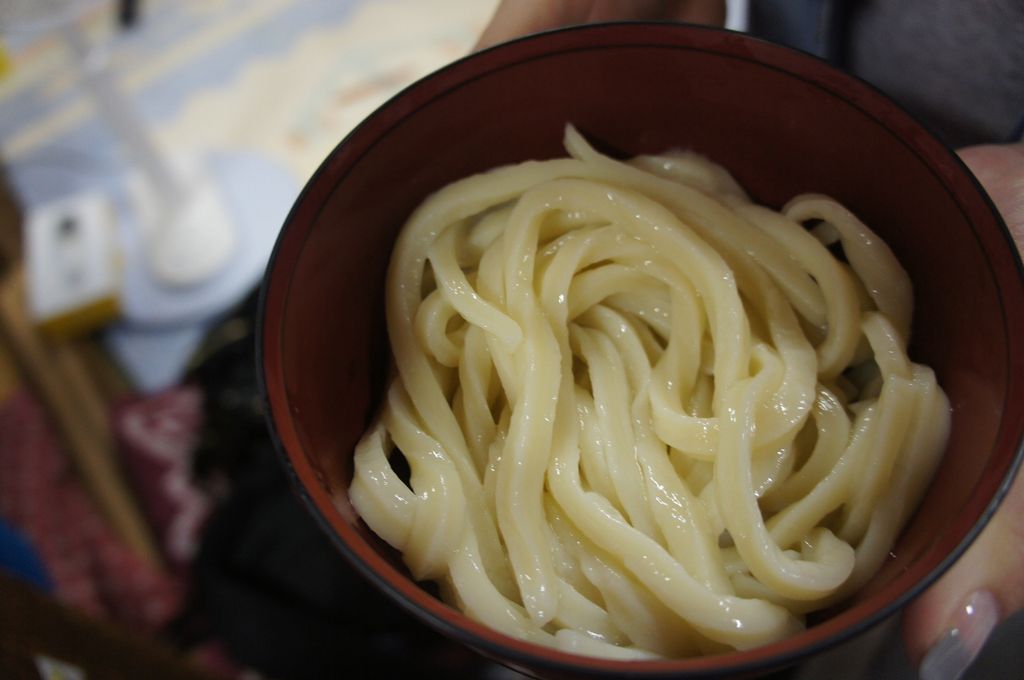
[345,125,950,658]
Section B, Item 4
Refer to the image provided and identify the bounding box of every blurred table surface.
[0,0,494,201]
[0,0,500,391]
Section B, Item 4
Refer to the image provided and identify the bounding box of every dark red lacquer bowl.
[258,23,1024,678]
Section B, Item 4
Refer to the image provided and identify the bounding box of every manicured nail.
[919,590,1001,680]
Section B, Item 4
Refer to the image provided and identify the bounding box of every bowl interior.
[259,23,1024,676]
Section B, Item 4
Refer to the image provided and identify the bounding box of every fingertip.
[916,590,1001,680]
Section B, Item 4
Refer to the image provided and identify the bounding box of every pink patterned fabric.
[114,385,211,573]
[0,390,184,632]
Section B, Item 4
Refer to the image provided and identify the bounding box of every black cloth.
[188,297,487,679]
[750,0,1024,147]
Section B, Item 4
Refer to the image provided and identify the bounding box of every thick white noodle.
[345,125,950,658]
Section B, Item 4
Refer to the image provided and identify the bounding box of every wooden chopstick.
[0,265,163,568]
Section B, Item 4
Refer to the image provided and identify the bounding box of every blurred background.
[0,1,1018,679]
[0,1,501,677]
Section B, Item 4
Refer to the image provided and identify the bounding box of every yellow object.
[0,43,11,80]
[37,296,120,340]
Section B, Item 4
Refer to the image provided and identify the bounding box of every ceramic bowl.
[258,23,1024,678]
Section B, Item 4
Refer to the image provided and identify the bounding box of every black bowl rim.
[256,20,1024,678]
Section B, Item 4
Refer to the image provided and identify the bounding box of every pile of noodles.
[344,126,949,659]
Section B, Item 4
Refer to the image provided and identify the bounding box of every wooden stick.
[0,265,163,568]
[70,337,133,404]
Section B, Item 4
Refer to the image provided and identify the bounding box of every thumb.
[903,142,1024,678]
[902,467,1024,677]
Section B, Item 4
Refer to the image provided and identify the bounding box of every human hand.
[475,0,725,51]
[904,142,1024,680]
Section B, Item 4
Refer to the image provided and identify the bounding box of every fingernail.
[919,590,1001,680]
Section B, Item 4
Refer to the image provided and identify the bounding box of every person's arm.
[905,142,1024,680]
[475,0,725,50]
